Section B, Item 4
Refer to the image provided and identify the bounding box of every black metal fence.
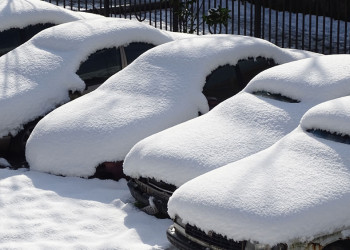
[43,0,350,54]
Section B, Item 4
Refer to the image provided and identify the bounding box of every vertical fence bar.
[282,0,285,47]
[315,3,319,52]
[337,8,340,53]
[295,5,299,49]
[262,4,265,39]
[197,0,200,34]
[202,0,205,34]
[329,5,333,54]
[254,0,261,38]
[301,1,305,50]
[322,8,326,53]
[288,0,291,48]
[237,0,240,35]
[243,0,246,35]
[345,1,348,53]
[104,0,110,16]
[231,0,234,34]
[249,0,252,36]
[275,5,278,45]
[308,1,312,51]
[268,0,271,41]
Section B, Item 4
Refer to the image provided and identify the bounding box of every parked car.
[25,34,316,180]
[123,54,350,217]
[0,18,187,164]
[0,0,100,56]
[167,95,350,250]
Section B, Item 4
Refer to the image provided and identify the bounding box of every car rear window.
[252,90,300,103]
[0,23,55,56]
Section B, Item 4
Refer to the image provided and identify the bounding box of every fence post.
[172,0,180,32]
[104,0,110,17]
[254,1,261,38]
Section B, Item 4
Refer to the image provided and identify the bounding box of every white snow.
[0,17,184,138]
[0,168,173,249]
[0,157,11,168]
[124,54,350,188]
[168,95,350,246]
[26,35,316,178]
[0,0,100,32]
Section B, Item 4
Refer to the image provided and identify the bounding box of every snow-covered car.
[167,95,350,250]
[0,18,186,163]
[25,34,317,180]
[0,0,100,56]
[123,54,350,217]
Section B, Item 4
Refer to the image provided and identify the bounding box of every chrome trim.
[135,179,173,198]
[173,221,226,250]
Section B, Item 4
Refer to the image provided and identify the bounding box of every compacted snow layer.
[0,168,172,249]
[26,35,317,178]
[124,54,350,187]
[168,96,350,246]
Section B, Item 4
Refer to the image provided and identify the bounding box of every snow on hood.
[168,96,350,246]
[25,35,316,178]
[0,0,100,31]
[123,54,350,187]
[0,18,181,137]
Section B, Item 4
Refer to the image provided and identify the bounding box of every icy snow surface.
[0,0,99,32]
[168,95,350,246]
[124,54,350,187]
[26,35,316,178]
[0,168,172,249]
[0,17,183,138]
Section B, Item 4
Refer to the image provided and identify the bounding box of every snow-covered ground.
[0,167,173,249]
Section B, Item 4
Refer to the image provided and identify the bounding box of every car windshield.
[252,90,300,103]
[307,129,350,144]
[0,23,55,56]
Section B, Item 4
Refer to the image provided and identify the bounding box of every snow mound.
[168,96,350,246]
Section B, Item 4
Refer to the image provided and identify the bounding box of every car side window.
[76,47,122,87]
[0,23,55,56]
[307,129,350,144]
[123,42,155,65]
[252,91,300,103]
[0,28,21,56]
[21,23,55,42]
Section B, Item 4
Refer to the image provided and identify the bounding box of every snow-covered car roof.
[0,0,99,32]
[25,34,317,178]
[168,95,350,246]
[0,18,186,138]
[123,54,350,187]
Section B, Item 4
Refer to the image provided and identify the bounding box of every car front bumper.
[127,178,172,217]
